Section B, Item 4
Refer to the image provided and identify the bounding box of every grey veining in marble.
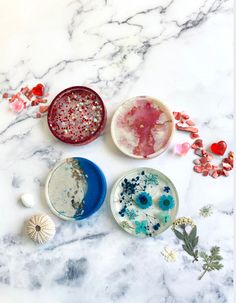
[0,0,233,302]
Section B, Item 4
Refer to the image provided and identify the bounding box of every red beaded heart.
[210,141,227,156]
[32,83,44,97]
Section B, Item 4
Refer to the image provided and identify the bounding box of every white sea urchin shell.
[26,214,55,244]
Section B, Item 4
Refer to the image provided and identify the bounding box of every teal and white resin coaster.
[110,167,179,238]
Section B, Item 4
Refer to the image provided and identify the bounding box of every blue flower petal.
[163,186,170,193]
[153,223,160,231]
[158,195,175,211]
[126,209,137,220]
[135,220,148,235]
[157,212,171,225]
[135,192,153,209]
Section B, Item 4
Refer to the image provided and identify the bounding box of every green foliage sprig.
[172,217,223,280]
[173,225,199,262]
[198,247,223,280]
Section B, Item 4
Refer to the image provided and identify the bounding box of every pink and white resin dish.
[111,96,174,159]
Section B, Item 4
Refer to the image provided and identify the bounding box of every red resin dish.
[111,96,174,159]
[47,86,107,145]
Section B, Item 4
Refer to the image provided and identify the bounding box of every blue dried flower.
[158,195,175,211]
[153,223,160,231]
[126,209,137,220]
[121,179,136,195]
[134,220,148,235]
[145,174,159,186]
[119,206,127,217]
[157,212,171,225]
[135,192,152,209]
[163,186,170,193]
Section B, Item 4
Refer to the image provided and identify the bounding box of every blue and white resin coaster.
[45,157,107,220]
[110,168,179,238]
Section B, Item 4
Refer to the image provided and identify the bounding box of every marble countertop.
[0,0,233,302]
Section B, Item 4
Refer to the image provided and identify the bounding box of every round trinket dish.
[110,167,178,238]
[47,86,107,145]
[111,96,174,159]
[45,157,107,220]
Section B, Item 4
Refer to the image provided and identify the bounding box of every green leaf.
[212,255,223,261]
[216,264,224,270]
[199,251,207,259]
[210,246,220,255]
[192,236,199,248]
[199,246,224,276]
[182,244,194,257]
[189,226,197,242]
[183,229,188,238]
[193,249,199,258]
[185,242,193,252]
[173,229,185,241]
[211,261,222,267]
[184,234,194,252]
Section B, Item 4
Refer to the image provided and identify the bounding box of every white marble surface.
[0,0,233,302]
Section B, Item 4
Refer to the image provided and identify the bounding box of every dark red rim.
[47,86,107,145]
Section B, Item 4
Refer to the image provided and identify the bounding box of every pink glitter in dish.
[111,96,174,159]
[47,86,106,145]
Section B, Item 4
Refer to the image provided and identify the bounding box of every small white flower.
[161,247,178,262]
[199,205,213,218]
